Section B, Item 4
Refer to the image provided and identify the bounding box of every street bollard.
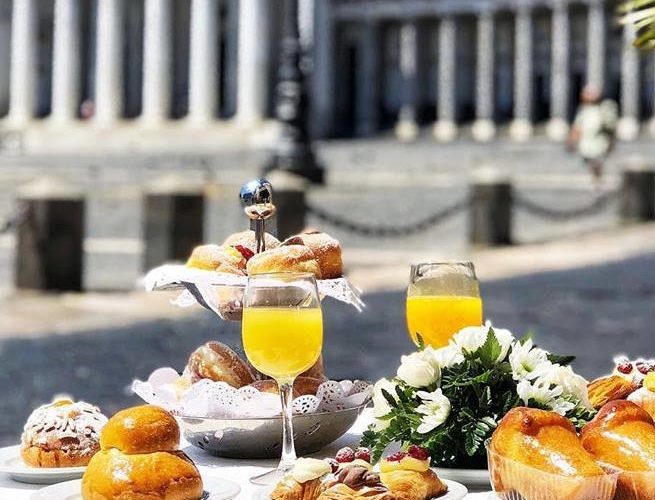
[620,158,655,223]
[469,168,512,246]
[14,177,85,291]
[266,171,307,240]
[143,176,205,270]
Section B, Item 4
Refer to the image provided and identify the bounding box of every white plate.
[31,476,241,500]
[0,445,85,485]
[254,478,468,499]
[433,467,490,492]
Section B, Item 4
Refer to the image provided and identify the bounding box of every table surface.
[0,410,492,499]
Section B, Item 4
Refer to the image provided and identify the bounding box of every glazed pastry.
[627,372,655,419]
[250,376,323,398]
[320,464,395,500]
[223,230,280,252]
[270,458,331,500]
[283,230,343,279]
[246,245,322,278]
[581,400,655,499]
[489,407,612,499]
[21,398,107,468]
[82,405,203,500]
[186,244,246,274]
[184,341,256,388]
[588,375,639,409]
[379,447,446,500]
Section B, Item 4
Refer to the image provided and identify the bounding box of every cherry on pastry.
[386,451,407,462]
[407,445,430,461]
[354,447,371,463]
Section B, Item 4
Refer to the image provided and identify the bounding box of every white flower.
[450,321,514,363]
[431,345,465,369]
[509,340,550,381]
[516,378,576,416]
[397,350,441,388]
[372,378,398,430]
[540,364,592,410]
[415,389,451,434]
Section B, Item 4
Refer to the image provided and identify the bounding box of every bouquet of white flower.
[361,322,595,469]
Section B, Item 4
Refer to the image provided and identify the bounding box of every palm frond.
[621,0,655,48]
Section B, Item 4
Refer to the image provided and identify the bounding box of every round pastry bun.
[20,399,107,468]
[246,245,322,278]
[186,244,246,274]
[223,230,280,252]
[100,405,179,454]
[185,341,255,388]
[283,230,343,279]
[82,448,203,500]
[250,377,323,398]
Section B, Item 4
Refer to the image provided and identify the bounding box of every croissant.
[270,476,326,500]
[379,469,446,500]
[489,407,613,499]
[581,400,655,499]
[318,483,396,499]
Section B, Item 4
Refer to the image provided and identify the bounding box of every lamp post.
[263,0,324,184]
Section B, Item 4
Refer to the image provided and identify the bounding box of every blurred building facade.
[0,0,652,148]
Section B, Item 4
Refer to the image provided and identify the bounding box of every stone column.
[188,0,219,125]
[547,0,570,141]
[434,16,458,142]
[509,6,533,141]
[586,1,605,92]
[312,0,334,137]
[236,0,270,126]
[141,0,172,124]
[650,56,655,137]
[395,21,419,142]
[617,24,640,141]
[472,11,495,142]
[356,21,379,136]
[8,0,38,124]
[51,0,81,122]
[94,0,124,125]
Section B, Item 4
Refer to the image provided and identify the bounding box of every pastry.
[184,341,256,388]
[270,457,331,500]
[250,377,323,398]
[186,244,247,274]
[588,375,639,409]
[283,230,343,279]
[628,373,655,419]
[489,407,612,499]
[20,398,107,468]
[223,230,280,252]
[319,468,395,499]
[246,245,322,278]
[379,447,447,500]
[581,400,655,499]
[82,405,203,500]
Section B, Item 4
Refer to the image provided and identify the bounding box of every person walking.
[567,86,618,185]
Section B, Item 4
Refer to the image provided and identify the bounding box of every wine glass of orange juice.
[406,262,483,348]
[242,272,323,485]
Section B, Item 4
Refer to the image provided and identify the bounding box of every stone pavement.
[1,223,655,445]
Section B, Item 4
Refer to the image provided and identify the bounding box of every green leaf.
[519,330,534,345]
[478,327,503,366]
[547,354,576,366]
[381,389,398,409]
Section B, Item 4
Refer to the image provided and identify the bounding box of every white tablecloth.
[0,410,492,499]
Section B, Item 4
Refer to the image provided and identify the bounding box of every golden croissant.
[270,476,327,500]
[379,469,446,500]
[318,482,396,499]
[489,407,614,499]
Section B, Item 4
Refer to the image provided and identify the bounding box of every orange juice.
[242,307,323,381]
[406,295,483,347]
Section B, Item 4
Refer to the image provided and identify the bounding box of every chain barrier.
[513,190,619,221]
[306,196,469,238]
[0,204,29,234]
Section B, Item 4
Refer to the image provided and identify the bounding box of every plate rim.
[30,475,241,500]
[0,445,86,476]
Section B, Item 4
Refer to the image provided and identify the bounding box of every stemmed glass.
[406,262,483,348]
[242,272,323,485]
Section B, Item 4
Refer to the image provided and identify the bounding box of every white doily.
[132,367,372,418]
[142,265,364,319]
